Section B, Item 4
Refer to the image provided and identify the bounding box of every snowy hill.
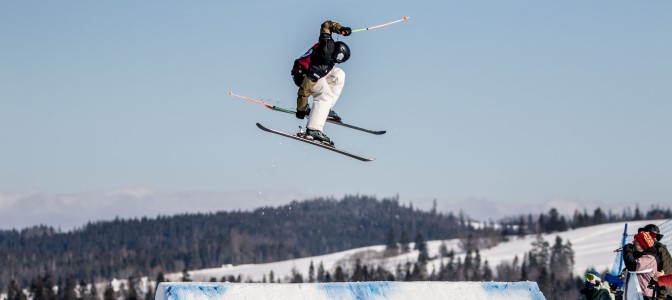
[166,219,669,282]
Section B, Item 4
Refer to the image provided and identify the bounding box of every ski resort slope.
[155,281,545,300]
[165,220,668,283]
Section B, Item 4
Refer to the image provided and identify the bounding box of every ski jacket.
[291,20,346,85]
[579,287,612,300]
[623,243,659,299]
[624,253,658,299]
[654,242,672,300]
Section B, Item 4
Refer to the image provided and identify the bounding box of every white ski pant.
[307,67,345,132]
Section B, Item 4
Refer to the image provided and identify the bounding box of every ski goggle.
[585,273,599,281]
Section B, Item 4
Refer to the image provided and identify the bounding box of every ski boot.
[303,128,334,146]
[327,110,341,122]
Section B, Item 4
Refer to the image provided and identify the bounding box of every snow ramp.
[155,281,546,300]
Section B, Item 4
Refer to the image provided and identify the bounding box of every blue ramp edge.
[164,283,227,300]
[156,281,546,300]
[320,282,395,299]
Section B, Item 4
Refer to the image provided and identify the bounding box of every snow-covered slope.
[166,219,669,282]
[155,281,546,300]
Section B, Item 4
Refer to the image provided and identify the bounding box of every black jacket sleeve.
[622,243,638,272]
[312,33,335,66]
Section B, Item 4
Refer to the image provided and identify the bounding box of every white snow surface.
[155,281,545,300]
[165,220,667,283]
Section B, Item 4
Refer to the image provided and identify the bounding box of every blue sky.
[1,1,670,229]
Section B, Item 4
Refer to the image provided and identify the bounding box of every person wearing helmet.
[579,270,612,300]
[639,224,672,300]
[291,20,352,145]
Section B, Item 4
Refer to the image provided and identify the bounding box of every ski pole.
[228,91,295,114]
[351,16,409,33]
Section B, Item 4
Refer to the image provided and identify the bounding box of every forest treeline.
[1,194,670,291]
[1,195,465,287]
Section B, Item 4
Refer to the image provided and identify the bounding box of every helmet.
[639,224,663,241]
[333,41,350,63]
[584,270,601,283]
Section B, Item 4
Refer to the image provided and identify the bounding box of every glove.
[340,27,352,36]
[295,107,311,119]
[622,243,635,253]
[295,109,308,119]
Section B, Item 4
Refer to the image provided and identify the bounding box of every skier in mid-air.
[291,20,352,146]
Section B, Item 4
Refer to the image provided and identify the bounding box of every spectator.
[580,270,612,300]
[623,231,659,300]
[638,224,672,300]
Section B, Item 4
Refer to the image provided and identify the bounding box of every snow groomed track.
[155,281,546,300]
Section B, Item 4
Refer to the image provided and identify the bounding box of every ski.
[256,123,375,162]
[230,92,386,135]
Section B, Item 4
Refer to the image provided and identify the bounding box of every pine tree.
[385,228,399,255]
[308,261,315,283]
[530,234,550,271]
[445,257,456,281]
[414,233,429,264]
[127,275,140,300]
[470,249,482,280]
[634,206,643,220]
[144,279,154,300]
[438,241,449,258]
[351,259,363,282]
[593,208,608,225]
[511,255,521,281]
[520,256,528,281]
[549,236,574,280]
[395,264,404,281]
[29,269,56,300]
[290,267,303,283]
[410,263,423,281]
[517,216,528,238]
[181,269,191,282]
[8,279,27,300]
[537,265,551,296]
[482,260,493,281]
[60,276,77,300]
[90,280,100,300]
[103,284,115,300]
[317,262,325,283]
[156,272,165,284]
[334,266,345,282]
[463,250,474,280]
[78,280,87,300]
[400,230,411,253]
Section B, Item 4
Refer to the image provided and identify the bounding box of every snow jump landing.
[155,281,546,300]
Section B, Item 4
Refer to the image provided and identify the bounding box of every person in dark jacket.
[580,270,612,300]
[291,20,352,145]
